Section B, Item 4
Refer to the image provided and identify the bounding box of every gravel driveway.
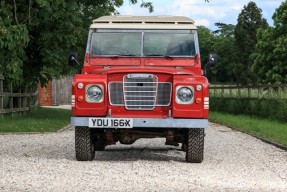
[1,123,286,191]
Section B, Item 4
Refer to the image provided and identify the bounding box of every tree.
[234,1,268,84]
[212,23,238,83]
[197,26,216,80]
[198,26,215,64]
[0,0,153,87]
[213,22,234,38]
[0,2,29,85]
[251,1,287,83]
[198,23,239,83]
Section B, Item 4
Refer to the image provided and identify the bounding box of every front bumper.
[71,117,208,129]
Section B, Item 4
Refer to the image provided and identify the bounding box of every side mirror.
[204,52,217,76]
[207,52,217,67]
[68,51,79,66]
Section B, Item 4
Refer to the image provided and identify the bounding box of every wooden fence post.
[268,83,272,97]
[284,86,287,99]
[0,75,4,117]
[19,86,22,115]
[248,86,251,98]
[277,83,282,99]
[9,83,13,116]
[23,86,28,115]
[238,86,241,97]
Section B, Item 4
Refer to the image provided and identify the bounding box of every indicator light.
[77,96,84,101]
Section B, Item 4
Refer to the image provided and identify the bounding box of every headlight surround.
[86,85,104,103]
[176,86,194,104]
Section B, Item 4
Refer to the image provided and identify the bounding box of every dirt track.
[1,123,286,191]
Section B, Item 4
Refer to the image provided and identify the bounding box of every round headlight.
[86,85,103,102]
[176,87,193,104]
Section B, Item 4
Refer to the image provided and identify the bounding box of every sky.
[117,0,284,30]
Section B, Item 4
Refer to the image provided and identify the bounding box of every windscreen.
[90,30,196,57]
[91,32,142,56]
[144,33,195,56]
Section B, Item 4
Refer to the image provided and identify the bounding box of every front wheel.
[75,126,95,161]
[185,128,204,163]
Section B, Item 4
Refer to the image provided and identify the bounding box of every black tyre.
[94,135,105,151]
[75,126,95,161]
[181,143,186,152]
[185,128,204,163]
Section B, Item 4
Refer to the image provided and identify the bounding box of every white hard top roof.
[91,16,197,30]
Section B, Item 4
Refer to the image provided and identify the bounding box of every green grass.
[0,107,71,132]
[209,111,287,147]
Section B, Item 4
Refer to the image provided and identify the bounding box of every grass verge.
[0,107,71,133]
[209,111,287,147]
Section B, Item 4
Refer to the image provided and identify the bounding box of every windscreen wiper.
[145,54,174,59]
[109,54,139,58]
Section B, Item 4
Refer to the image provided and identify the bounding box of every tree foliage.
[197,26,215,65]
[234,1,268,84]
[0,0,152,87]
[251,1,287,83]
[1,0,286,86]
[0,1,29,85]
[197,1,286,84]
[198,24,238,83]
[212,23,238,83]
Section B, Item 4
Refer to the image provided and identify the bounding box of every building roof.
[91,16,197,30]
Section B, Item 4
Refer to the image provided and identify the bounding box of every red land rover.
[69,16,216,163]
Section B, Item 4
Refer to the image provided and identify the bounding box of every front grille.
[108,74,172,110]
[109,82,124,105]
[124,74,157,110]
[157,83,172,105]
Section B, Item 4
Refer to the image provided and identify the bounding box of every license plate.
[89,118,133,128]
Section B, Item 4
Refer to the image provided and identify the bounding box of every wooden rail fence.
[209,84,287,99]
[0,75,37,116]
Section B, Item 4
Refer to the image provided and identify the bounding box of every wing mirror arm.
[71,56,80,66]
[68,51,80,67]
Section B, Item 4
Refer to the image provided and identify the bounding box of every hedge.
[210,97,287,122]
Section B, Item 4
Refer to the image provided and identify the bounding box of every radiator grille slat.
[109,74,172,110]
